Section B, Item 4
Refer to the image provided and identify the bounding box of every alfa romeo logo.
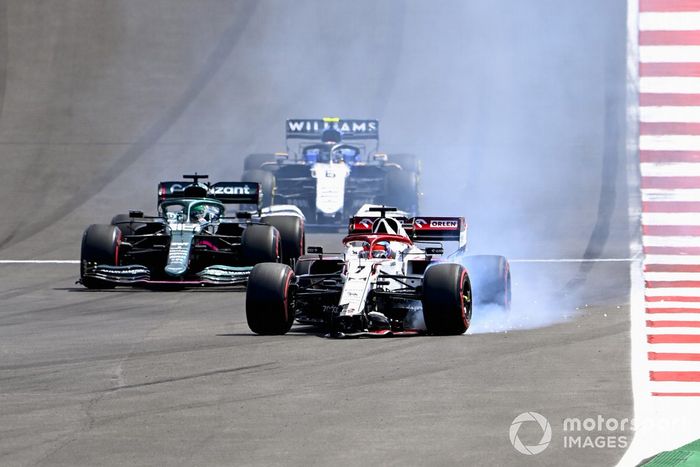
[509,412,552,455]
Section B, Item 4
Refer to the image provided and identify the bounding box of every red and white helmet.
[363,240,392,259]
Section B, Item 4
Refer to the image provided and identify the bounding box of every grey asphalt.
[0,1,633,466]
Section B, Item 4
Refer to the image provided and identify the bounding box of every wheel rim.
[463,287,472,321]
[462,277,472,324]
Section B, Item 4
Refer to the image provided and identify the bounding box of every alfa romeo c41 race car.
[241,118,421,226]
[79,174,305,289]
[245,205,510,337]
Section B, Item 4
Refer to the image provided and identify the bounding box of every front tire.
[422,263,472,335]
[241,224,280,266]
[264,216,305,266]
[80,224,121,289]
[246,263,295,335]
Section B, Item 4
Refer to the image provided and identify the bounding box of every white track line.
[0,258,634,265]
[0,260,79,264]
[509,258,633,263]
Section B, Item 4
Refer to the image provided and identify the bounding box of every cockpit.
[160,200,224,224]
[344,235,412,260]
[302,143,361,165]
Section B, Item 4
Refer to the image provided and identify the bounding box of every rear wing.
[286,118,379,141]
[158,181,260,205]
[409,217,466,247]
[348,215,467,248]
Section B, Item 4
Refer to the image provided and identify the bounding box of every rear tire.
[246,263,295,335]
[385,169,419,215]
[264,216,305,266]
[242,169,275,207]
[244,153,276,171]
[80,224,121,289]
[462,255,511,310]
[241,224,280,266]
[389,153,421,173]
[422,263,472,335]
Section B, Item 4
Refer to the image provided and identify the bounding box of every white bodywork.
[311,162,350,215]
[259,204,306,219]
[337,216,428,317]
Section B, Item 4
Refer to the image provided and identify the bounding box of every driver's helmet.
[190,204,219,223]
[331,147,344,163]
[321,128,342,144]
[332,145,360,164]
[368,240,392,259]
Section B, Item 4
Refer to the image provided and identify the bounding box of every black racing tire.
[462,255,511,310]
[244,153,276,171]
[242,169,275,207]
[389,153,421,173]
[422,263,472,335]
[246,263,295,335]
[263,216,305,266]
[80,224,121,289]
[241,224,280,266]
[385,169,420,215]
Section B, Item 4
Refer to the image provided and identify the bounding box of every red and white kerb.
[640,0,700,397]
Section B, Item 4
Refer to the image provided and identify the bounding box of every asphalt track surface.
[0,1,632,466]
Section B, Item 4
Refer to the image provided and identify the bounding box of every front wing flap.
[82,264,252,287]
